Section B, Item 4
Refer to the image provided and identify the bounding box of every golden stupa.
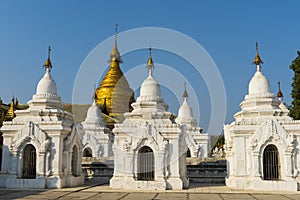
[95,26,135,121]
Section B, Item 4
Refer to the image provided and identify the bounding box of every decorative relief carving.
[250,120,295,154]
[10,121,50,153]
[123,138,131,151]
[64,124,82,151]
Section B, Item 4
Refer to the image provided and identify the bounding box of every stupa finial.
[277,81,283,99]
[253,42,263,71]
[183,82,188,98]
[92,84,97,102]
[109,24,122,63]
[43,46,52,70]
[114,24,118,46]
[147,47,154,76]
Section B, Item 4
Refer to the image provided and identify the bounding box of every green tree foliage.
[290,51,300,119]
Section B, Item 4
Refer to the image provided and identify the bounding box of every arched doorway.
[22,144,36,179]
[83,147,92,157]
[263,144,280,180]
[71,145,78,176]
[137,146,154,181]
[186,148,191,157]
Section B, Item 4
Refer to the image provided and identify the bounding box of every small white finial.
[256,64,261,71]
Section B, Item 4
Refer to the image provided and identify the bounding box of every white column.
[157,151,165,179]
[1,136,12,174]
[37,152,45,176]
[168,139,180,177]
[10,151,18,176]
[253,153,260,177]
[50,136,63,176]
[126,152,134,178]
[285,152,292,177]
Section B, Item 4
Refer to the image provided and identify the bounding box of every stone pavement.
[0,182,300,200]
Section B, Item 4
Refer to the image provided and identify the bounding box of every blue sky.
[0,1,299,133]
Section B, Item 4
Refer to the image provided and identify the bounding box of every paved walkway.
[0,182,300,200]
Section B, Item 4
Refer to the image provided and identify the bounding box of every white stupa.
[110,49,188,190]
[0,47,84,189]
[175,84,209,158]
[81,94,113,158]
[224,43,299,191]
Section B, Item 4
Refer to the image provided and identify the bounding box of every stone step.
[82,159,227,184]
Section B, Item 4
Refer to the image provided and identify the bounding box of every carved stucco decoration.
[250,120,295,154]
[10,121,51,154]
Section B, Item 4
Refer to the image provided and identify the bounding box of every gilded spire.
[5,96,15,121]
[109,24,122,63]
[277,81,283,99]
[253,42,263,70]
[183,82,188,98]
[95,24,135,120]
[147,47,154,76]
[43,46,52,70]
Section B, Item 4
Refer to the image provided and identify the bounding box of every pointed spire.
[92,84,97,103]
[253,42,263,71]
[43,46,52,70]
[5,96,15,121]
[114,23,118,46]
[146,47,154,76]
[109,24,122,63]
[15,98,19,106]
[147,47,154,66]
[183,82,188,98]
[277,81,283,99]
